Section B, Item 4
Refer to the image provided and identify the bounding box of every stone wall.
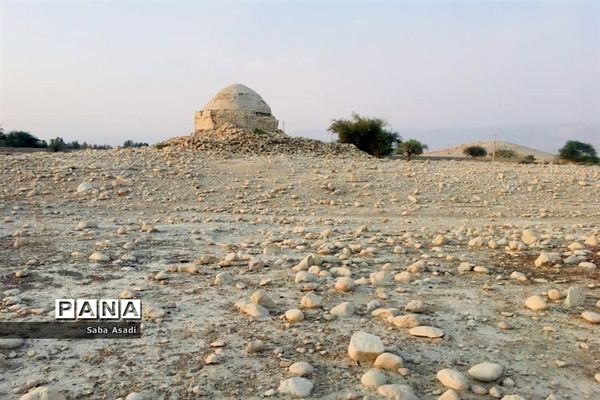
[195,110,278,132]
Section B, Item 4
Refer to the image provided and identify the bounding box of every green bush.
[463,145,487,158]
[496,148,516,159]
[520,154,536,164]
[328,113,400,157]
[559,140,599,164]
[396,139,428,161]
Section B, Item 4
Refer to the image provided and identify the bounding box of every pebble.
[370,270,392,286]
[0,338,24,349]
[436,368,469,391]
[335,276,355,292]
[408,326,444,338]
[438,389,460,400]
[510,271,527,282]
[300,292,321,309]
[361,369,387,389]
[547,289,562,300]
[125,394,146,400]
[581,311,600,324]
[250,289,277,309]
[330,302,355,318]
[143,304,166,319]
[19,387,66,400]
[288,361,314,376]
[214,271,233,286]
[468,362,504,382]
[500,395,526,400]
[76,221,98,230]
[348,331,384,362]
[245,340,265,354]
[405,300,425,313]
[285,309,304,323]
[564,286,585,307]
[524,295,547,311]
[278,377,314,398]
[89,252,109,262]
[241,303,270,320]
[390,314,421,329]
[76,182,94,193]
[377,384,420,400]
[373,352,404,370]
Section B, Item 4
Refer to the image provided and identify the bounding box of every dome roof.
[203,83,272,114]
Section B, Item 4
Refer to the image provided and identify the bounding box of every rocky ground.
[1,146,599,400]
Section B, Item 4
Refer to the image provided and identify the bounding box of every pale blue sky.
[1,1,599,151]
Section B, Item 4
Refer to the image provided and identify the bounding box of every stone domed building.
[194,84,279,132]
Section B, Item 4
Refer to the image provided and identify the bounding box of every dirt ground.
[1,148,599,400]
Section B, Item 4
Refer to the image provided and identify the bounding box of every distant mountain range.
[291,123,600,154]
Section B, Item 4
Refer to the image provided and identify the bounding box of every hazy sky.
[1,1,599,151]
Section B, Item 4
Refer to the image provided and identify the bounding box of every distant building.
[194,84,279,132]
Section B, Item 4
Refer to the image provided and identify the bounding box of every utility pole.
[492,134,498,162]
[282,120,285,132]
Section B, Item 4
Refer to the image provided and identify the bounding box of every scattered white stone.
[89,252,109,262]
[143,304,165,319]
[278,377,313,398]
[76,182,94,193]
[468,362,504,382]
[125,393,146,400]
[76,221,98,230]
[510,271,527,282]
[405,300,425,313]
[214,271,233,286]
[361,369,387,389]
[240,303,270,320]
[390,314,421,329]
[500,395,526,400]
[348,331,384,362]
[250,289,277,309]
[289,361,314,376]
[578,261,597,269]
[547,289,562,300]
[300,292,321,309]
[0,338,24,349]
[245,340,265,354]
[374,352,404,370]
[438,389,460,400]
[285,309,304,323]
[19,387,66,400]
[564,286,585,307]
[370,270,392,286]
[525,295,547,311]
[330,302,355,318]
[534,252,560,267]
[521,229,537,245]
[436,368,469,391]
[335,276,355,292]
[394,271,412,283]
[408,326,444,338]
[125,392,149,400]
[377,384,420,400]
[581,311,600,324]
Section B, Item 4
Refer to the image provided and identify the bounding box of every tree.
[396,139,428,161]
[559,140,599,164]
[48,137,67,152]
[0,126,5,146]
[463,145,487,158]
[3,131,46,148]
[328,113,400,157]
[496,148,516,159]
[123,140,149,148]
